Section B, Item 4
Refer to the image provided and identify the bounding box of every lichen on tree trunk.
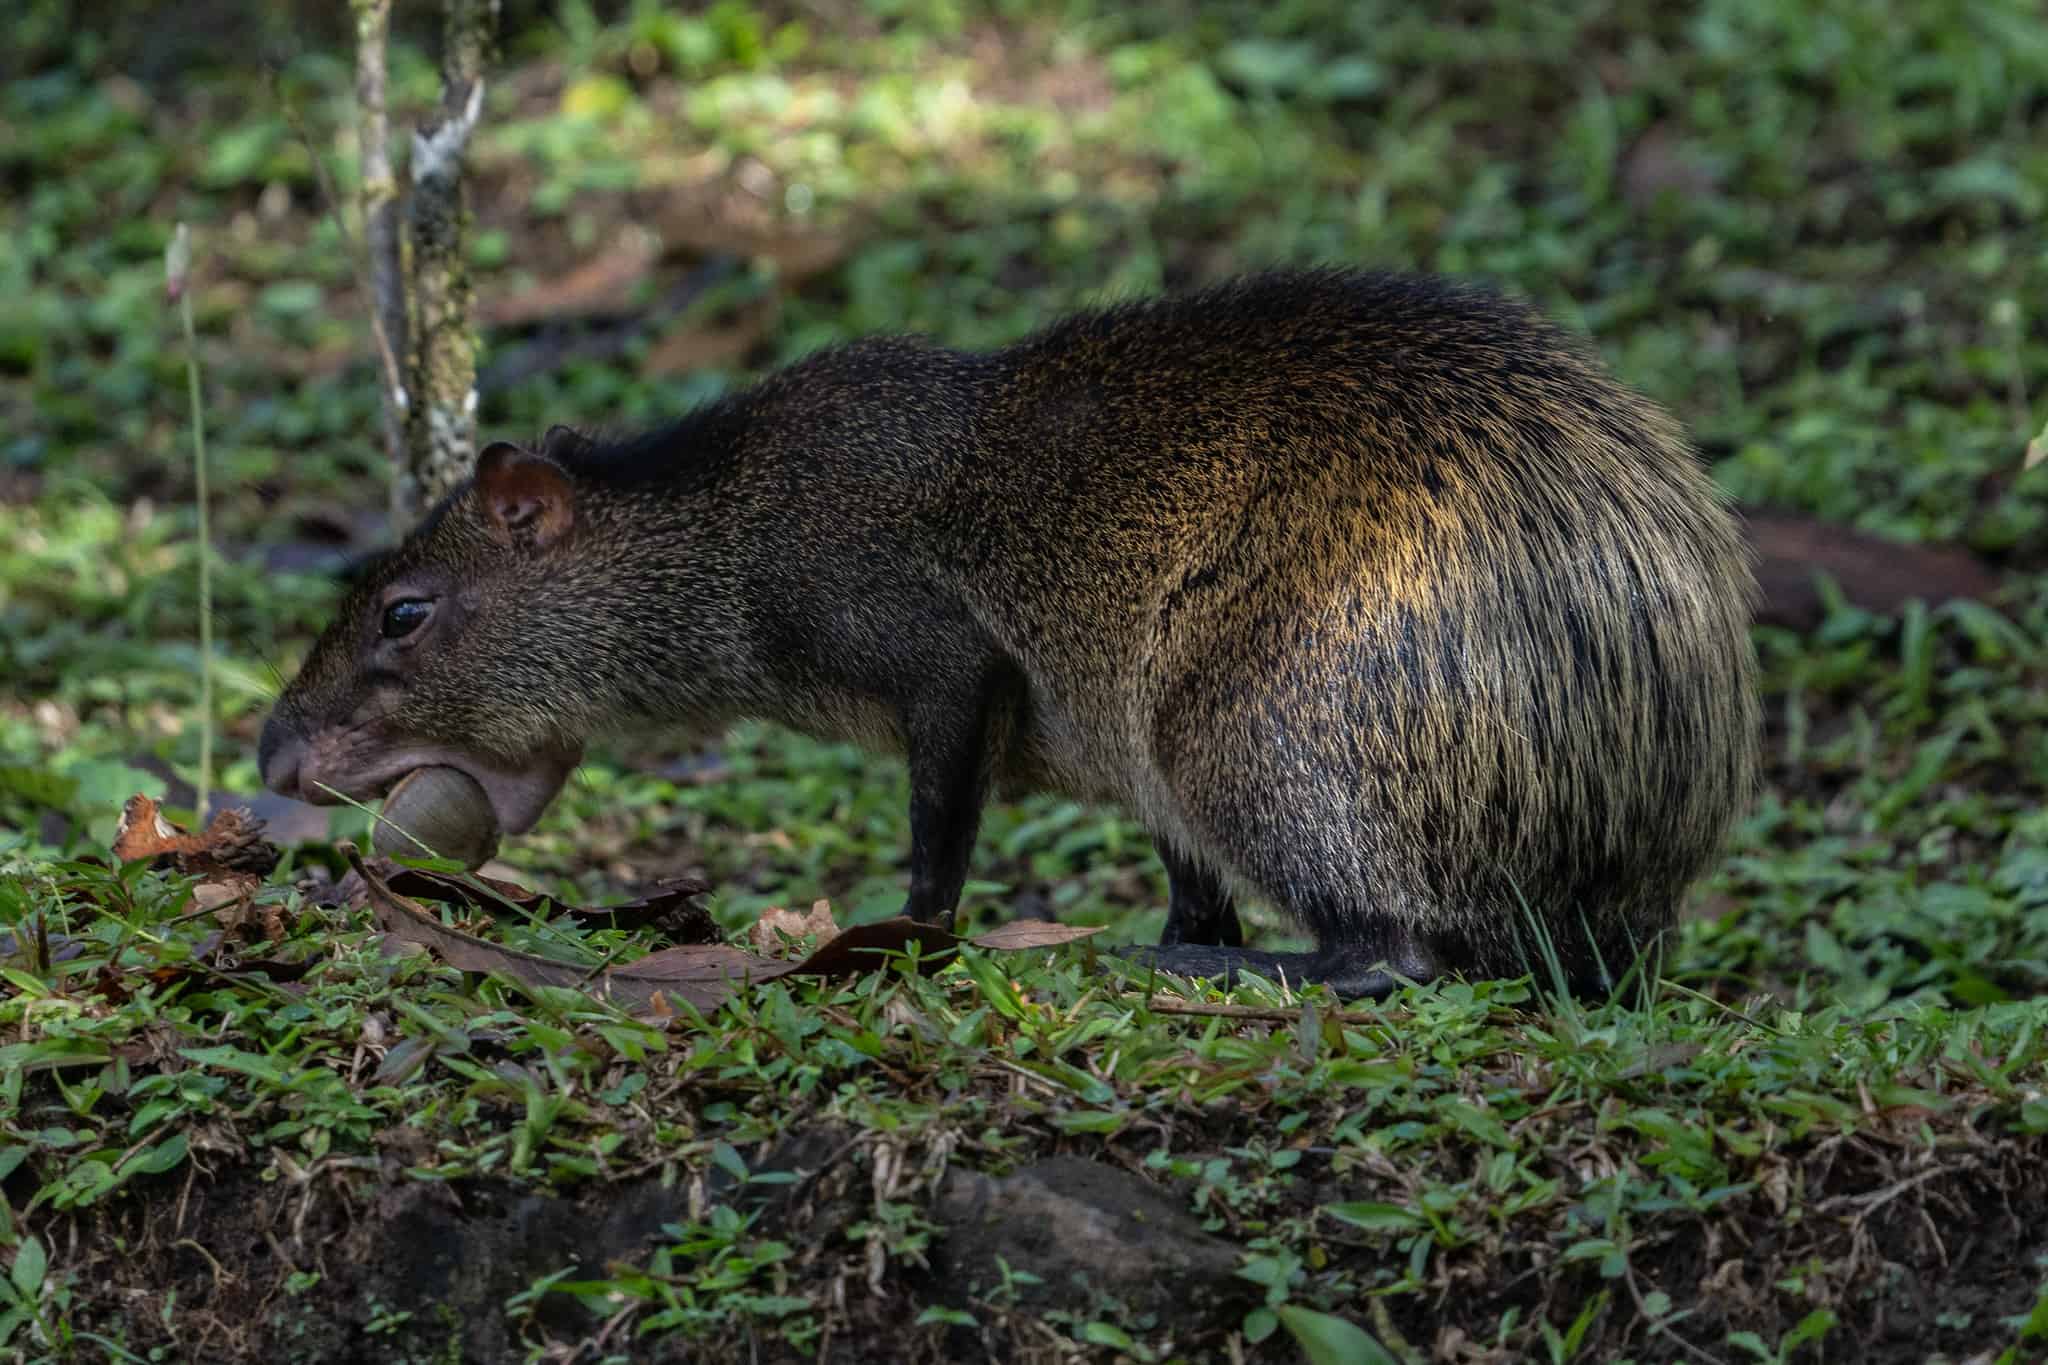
[398,0,499,518]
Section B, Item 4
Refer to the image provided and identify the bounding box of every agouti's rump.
[260,268,1759,999]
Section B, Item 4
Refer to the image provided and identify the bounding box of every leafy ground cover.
[4,0,2048,1360]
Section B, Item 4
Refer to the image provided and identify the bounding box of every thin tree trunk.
[400,0,498,516]
[351,0,408,522]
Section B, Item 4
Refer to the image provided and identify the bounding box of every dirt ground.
[44,1114,2046,1363]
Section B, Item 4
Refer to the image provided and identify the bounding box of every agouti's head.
[259,436,600,833]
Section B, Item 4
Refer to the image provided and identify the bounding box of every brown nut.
[372,766,501,868]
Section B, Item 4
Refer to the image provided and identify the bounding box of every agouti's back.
[261,268,1759,998]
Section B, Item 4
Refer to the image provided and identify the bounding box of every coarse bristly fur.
[261,267,1761,1000]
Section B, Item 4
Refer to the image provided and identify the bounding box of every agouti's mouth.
[260,717,581,836]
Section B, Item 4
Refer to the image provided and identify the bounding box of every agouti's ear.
[538,424,594,460]
[475,441,575,549]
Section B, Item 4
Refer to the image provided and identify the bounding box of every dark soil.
[47,1119,2047,1363]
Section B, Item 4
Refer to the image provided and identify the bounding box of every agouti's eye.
[381,598,433,639]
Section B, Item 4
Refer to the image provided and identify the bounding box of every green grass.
[5,0,2048,1360]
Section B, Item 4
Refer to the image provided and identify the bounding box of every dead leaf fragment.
[579,879,718,939]
[341,845,1100,1021]
[345,843,625,991]
[113,794,280,877]
[966,920,1114,951]
[110,794,279,932]
[608,942,801,1011]
[344,862,717,941]
[750,899,841,956]
[190,878,257,930]
[1746,514,2002,631]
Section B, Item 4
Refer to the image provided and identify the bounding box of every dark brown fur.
[261,268,1760,998]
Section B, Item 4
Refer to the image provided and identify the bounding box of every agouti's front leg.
[899,674,1012,928]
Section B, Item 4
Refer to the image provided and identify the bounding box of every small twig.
[1623,1260,1730,1365]
[593,1304,638,1352]
[1655,978,1791,1037]
[112,1123,175,1182]
[786,1133,867,1206]
[250,1226,302,1287]
[1511,1096,1590,1129]
[1917,1201,1950,1269]
[175,1158,199,1236]
[983,1055,1064,1098]
[1816,1158,1972,1216]
[574,944,621,989]
[1366,1298,1421,1363]
[172,1237,231,1292]
[1139,994,1385,1026]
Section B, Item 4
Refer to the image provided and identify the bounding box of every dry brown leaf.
[966,920,1111,951]
[343,846,1101,1022]
[110,793,210,862]
[769,915,1101,978]
[190,878,257,930]
[776,918,950,977]
[351,863,717,941]
[110,794,276,934]
[81,927,318,1004]
[1746,514,2001,631]
[29,815,311,989]
[750,899,840,956]
[346,843,640,989]
[606,942,800,1012]
[112,794,280,877]
[577,879,718,939]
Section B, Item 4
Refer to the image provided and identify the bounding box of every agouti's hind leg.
[1125,925,1442,1002]
[1157,845,1244,948]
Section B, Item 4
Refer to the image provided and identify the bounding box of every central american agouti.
[260,268,1760,999]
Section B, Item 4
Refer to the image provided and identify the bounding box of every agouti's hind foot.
[1120,944,1434,1002]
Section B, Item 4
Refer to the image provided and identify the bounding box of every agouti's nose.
[258,713,307,799]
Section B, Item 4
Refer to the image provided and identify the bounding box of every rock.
[928,1156,1254,1322]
